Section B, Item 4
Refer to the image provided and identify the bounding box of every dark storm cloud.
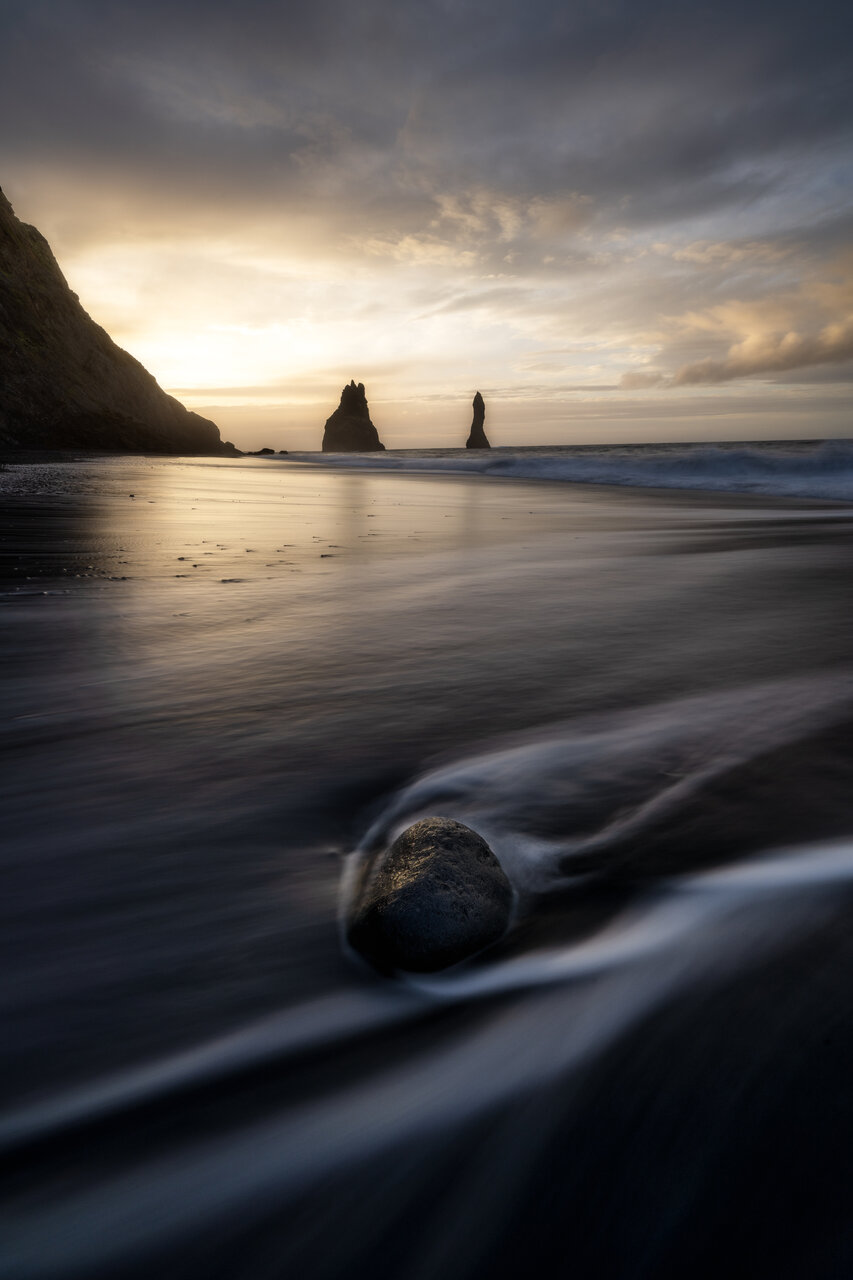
[2,0,851,240]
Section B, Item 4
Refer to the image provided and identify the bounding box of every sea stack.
[322,381,385,452]
[0,187,236,454]
[465,391,490,449]
[347,816,514,973]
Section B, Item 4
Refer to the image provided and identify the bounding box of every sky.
[1,0,852,450]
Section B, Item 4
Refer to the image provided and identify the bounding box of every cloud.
[668,240,795,267]
[359,234,478,268]
[668,260,853,384]
[3,0,853,240]
[619,371,668,389]
[673,319,853,383]
[2,0,853,443]
[424,286,536,317]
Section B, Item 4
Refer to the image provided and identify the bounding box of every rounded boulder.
[347,816,513,973]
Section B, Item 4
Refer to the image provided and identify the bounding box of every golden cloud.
[673,321,853,382]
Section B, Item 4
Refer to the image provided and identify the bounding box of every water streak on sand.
[2,457,853,1278]
[355,675,853,890]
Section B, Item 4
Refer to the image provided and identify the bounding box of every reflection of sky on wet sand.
[6,460,852,845]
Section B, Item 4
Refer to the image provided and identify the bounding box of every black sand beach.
[2,453,853,1278]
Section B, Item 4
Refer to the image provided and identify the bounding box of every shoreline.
[3,452,853,1278]
[2,455,851,600]
[1,441,852,510]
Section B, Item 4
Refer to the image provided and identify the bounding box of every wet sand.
[2,455,853,1278]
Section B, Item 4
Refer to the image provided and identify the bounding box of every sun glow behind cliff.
[41,209,851,453]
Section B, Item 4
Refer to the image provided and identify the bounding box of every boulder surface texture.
[0,187,235,454]
[465,391,490,448]
[322,381,385,452]
[347,816,513,973]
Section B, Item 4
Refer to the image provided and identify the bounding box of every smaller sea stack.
[322,381,385,452]
[465,391,490,449]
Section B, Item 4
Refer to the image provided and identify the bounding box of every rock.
[465,391,490,449]
[347,816,513,973]
[0,187,237,455]
[322,381,385,452]
[247,447,275,455]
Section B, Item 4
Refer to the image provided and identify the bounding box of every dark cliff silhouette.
[322,381,385,452]
[0,187,236,454]
[465,391,490,448]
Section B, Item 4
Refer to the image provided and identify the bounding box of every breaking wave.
[288,439,853,501]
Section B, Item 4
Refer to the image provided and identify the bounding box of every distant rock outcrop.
[322,381,385,452]
[465,391,490,449]
[347,816,514,973]
[0,187,236,455]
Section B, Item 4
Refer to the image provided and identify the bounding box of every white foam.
[355,674,853,892]
[286,440,853,502]
[7,834,852,1276]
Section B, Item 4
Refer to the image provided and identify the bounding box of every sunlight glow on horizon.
[54,221,852,451]
[3,0,852,450]
[20,161,852,453]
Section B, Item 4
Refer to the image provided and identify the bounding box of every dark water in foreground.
[2,453,853,1278]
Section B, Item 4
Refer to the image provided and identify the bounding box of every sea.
[2,437,853,1278]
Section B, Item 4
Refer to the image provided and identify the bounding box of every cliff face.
[0,188,235,454]
[322,381,385,452]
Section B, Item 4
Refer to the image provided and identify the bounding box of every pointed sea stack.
[465,391,490,448]
[0,187,236,454]
[322,381,385,452]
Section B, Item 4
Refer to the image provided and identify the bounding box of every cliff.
[0,188,235,454]
[322,381,385,452]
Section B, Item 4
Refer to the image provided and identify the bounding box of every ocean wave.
[286,439,853,501]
